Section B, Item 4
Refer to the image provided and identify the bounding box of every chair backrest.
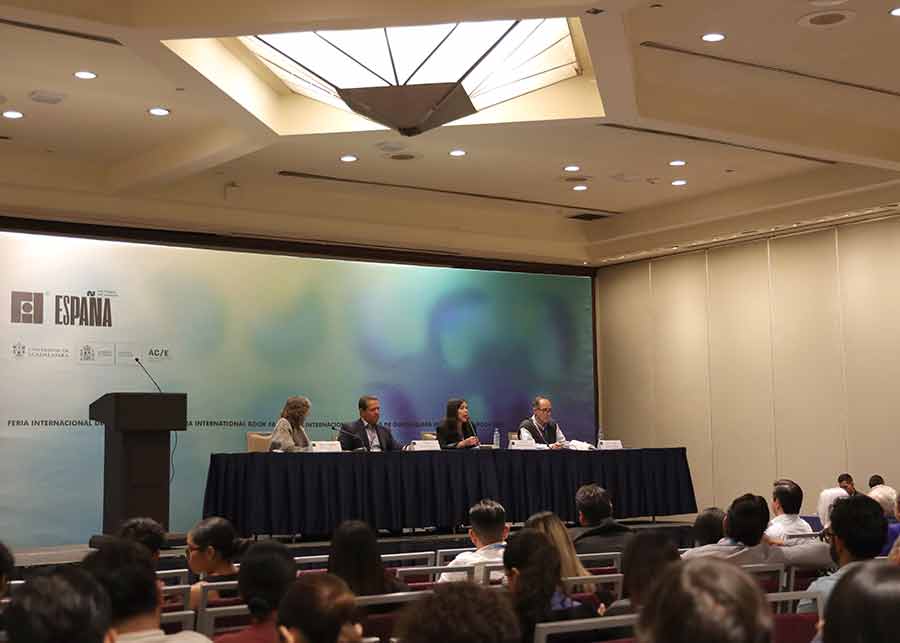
[773,612,819,643]
[197,580,244,635]
[576,552,622,571]
[784,532,822,542]
[355,590,433,609]
[357,591,432,643]
[562,573,625,601]
[420,431,437,440]
[161,584,192,611]
[508,432,519,443]
[203,604,252,637]
[742,564,787,593]
[437,548,476,566]
[382,552,436,568]
[533,614,639,643]
[294,554,329,571]
[157,568,191,586]
[765,591,825,620]
[396,565,476,582]
[246,431,273,452]
[160,610,197,633]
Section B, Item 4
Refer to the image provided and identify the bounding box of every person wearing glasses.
[517,396,566,449]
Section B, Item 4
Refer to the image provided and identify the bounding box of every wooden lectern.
[89,392,187,533]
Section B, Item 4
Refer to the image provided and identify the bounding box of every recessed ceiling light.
[573,185,588,191]
[672,179,688,186]
[2,110,23,119]
[74,71,97,80]
[564,164,581,172]
[340,154,358,163]
[670,246,679,250]
[148,107,170,117]
[669,160,686,167]
[702,33,726,42]
[449,149,466,157]
[891,7,900,16]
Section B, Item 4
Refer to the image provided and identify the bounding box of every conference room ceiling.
[1,0,900,266]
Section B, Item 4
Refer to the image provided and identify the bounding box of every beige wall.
[595,218,900,515]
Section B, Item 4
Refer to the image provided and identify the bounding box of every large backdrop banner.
[0,231,595,548]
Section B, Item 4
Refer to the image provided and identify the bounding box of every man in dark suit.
[568,483,633,553]
[340,395,401,451]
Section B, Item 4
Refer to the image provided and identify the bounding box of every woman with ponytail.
[187,516,248,608]
[215,541,297,643]
[503,528,597,643]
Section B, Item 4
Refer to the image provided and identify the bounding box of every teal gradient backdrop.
[0,231,595,547]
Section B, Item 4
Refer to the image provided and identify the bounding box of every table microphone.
[134,356,163,393]
[331,424,369,451]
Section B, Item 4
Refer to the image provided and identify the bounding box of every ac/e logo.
[147,348,169,358]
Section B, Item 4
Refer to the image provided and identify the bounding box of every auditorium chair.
[577,552,622,572]
[356,590,433,643]
[765,591,823,643]
[436,547,476,565]
[563,573,624,608]
[246,431,273,452]
[532,614,638,643]
[197,580,250,636]
[396,564,476,590]
[742,563,787,594]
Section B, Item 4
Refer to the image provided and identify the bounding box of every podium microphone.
[134,357,163,393]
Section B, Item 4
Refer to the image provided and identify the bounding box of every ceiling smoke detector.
[797,10,855,28]
[30,90,66,104]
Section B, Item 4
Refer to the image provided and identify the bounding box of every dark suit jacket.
[436,420,478,449]
[569,518,634,553]
[339,419,400,452]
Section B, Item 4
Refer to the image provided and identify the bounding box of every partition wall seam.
[833,228,851,473]
[703,250,716,508]
[648,261,657,449]
[766,240,780,482]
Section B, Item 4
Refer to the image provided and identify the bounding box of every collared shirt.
[117,629,210,642]
[765,513,814,542]
[364,422,382,451]
[438,542,506,584]
[799,563,858,613]
[519,415,566,443]
[681,538,787,566]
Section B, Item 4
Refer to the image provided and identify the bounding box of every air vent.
[0,135,11,141]
[798,10,855,28]
[563,176,590,183]
[569,213,608,221]
[30,90,66,105]
[389,153,417,161]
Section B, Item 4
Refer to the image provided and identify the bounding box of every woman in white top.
[270,396,312,451]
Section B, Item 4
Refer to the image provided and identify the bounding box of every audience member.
[799,494,887,612]
[82,538,209,642]
[869,474,885,489]
[5,568,115,643]
[569,484,633,553]
[890,536,900,564]
[0,539,13,598]
[636,558,772,643]
[817,486,848,528]
[277,574,362,643]
[187,517,245,608]
[682,494,782,564]
[215,541,297,643]
[524,512,591,582]
[822,561,900,643]
[395,581,520,643]
[881,494,900,555]
[837,473,858,496]
[765,479,813,543]
[691,507,725,547]
[117,517,166,562]
[503,528,596,643]
[605,531,680,617]
[327,520,408,596]
[440,500,509,583]
[868,481,898,521]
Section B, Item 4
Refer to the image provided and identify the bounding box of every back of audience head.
[80,538,158,628]
[5,568,114,643]
[725,494,769,547]
[869,474,885,489]
[187,516,244,573]
[0,539,13,597]
[469,499,509,547]
[868,483,897,519]
[692,507,725,547]
[621,531,680,608]
[239,540,297,623]
[823,561,900,643]
[575,484,612,526]
[637,558,772,643]
[771,479,803,516]
[503,528,562,627]
[827,494,886,565]
[525,511,589,580]
[116,517,165,560]
[277,573,361,643]
[396,581,520,643]
[817,487,849,528]
[837,473,856,495]
[328,520,387,596]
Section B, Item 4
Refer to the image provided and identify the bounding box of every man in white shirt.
[518,396,566,448]
[439,500,509,584]
[765,479,813,544]
[82,539,210,642]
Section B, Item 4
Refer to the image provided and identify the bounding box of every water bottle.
[493,427,501,449]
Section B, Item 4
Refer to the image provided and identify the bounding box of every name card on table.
[598,440,624,450]
[407,439,441,451]
[508,439,537,450]
[309,441,342,452]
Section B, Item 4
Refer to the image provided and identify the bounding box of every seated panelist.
[518,396,566,449]
[270,395,311,452]
[437,398,480,449]
[339,395,400,452]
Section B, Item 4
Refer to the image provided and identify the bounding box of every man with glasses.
[518,396,566,449]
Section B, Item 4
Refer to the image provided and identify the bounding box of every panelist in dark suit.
[339,395,400,452]
[436,398,480,449]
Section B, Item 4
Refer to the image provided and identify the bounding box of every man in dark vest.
[568,484,633,553]
[517,396,566,449]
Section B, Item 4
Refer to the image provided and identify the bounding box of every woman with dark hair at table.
[436,398,480,449]
[270,396,312,452]
[327,521,408,597]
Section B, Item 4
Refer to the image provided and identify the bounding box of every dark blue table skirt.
[202,448,697,536]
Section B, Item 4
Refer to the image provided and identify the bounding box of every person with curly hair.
[270,396,312,451]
